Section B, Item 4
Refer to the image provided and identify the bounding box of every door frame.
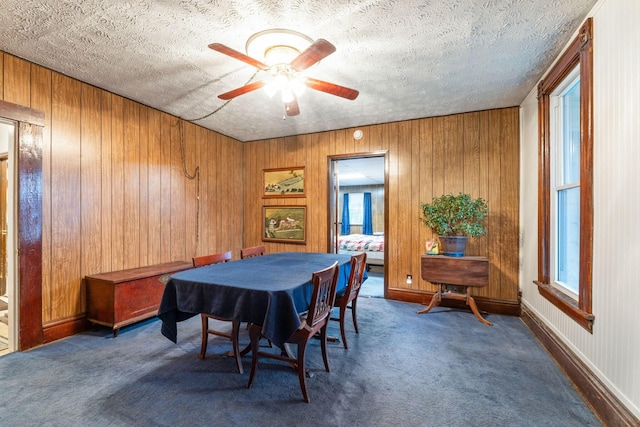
[0,152,7,299]
[0,100,44,351]
[327,151,388,292]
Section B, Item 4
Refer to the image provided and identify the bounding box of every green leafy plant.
[420,193,488,237]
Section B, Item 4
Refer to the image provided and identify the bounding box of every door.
[0,154,7,296]
[0,100,45,353]
[329,154,387,297]
[0,121,14,353]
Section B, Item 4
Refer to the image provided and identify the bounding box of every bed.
[337,233,385,267]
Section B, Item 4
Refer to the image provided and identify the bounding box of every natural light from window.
[550,68,581,298]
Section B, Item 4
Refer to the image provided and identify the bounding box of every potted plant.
[420,193,488,256]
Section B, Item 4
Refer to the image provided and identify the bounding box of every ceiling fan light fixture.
[263,73,291,98]
[263,80,278,98]
[264,67,306,102]
[290,76,306,97]
[263,45,299,67]
[211,30,358,116]
[246,29,313,67]
[281,88,295,103]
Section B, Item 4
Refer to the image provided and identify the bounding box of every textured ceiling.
[0,0,595,142]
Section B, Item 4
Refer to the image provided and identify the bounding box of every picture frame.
[263,205,307,244]
[263,166,305,198]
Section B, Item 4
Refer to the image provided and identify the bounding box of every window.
[348,193,364,225]
[536,18,594,332]
[551,67,580,298]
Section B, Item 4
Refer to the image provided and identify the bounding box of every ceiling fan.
[209,30,359,116]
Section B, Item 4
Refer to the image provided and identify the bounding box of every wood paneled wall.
[1,52,243,326]
[243,109,520,308]
[2,48,520,332]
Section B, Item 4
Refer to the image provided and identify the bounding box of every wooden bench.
[85,261,192,336]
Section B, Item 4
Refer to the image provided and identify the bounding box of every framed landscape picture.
[263,205,306,244]
[263,166,305,198]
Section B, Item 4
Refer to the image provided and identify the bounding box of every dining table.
[157,252,356,348]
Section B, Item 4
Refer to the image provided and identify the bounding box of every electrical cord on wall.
[177,69,260,248]
[181,69,260,122]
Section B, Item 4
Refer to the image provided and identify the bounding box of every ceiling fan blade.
[305,77,359,100]
[208,43,269,71]
[285,97,300,116]
[289,39,336,72]
[218,80,266,100]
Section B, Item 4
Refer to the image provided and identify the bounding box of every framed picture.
[263,166,305,198]
[263,205,307,244]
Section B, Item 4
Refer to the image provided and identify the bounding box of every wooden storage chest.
[85,261,192,336]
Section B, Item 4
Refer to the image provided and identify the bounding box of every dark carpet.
[0,297,601,426]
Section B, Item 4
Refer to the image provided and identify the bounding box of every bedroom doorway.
[329,153,387,298]
[0,120,16,355]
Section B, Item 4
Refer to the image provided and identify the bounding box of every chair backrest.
[344,252,367,303]
[192,251,232,267]
[240,245,266,259]
[305,261,340,330]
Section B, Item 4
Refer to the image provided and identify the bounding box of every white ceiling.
[0,0,595,142]
[337,157,385,186]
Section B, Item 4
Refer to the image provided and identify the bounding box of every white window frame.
[549,68,581,301]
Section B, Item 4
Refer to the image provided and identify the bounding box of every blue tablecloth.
[158,252,355,347]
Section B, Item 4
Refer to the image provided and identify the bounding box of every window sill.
[534,281,594,333]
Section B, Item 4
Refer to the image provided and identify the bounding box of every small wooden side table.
[417,255,492,326]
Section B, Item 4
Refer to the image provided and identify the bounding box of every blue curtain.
[363,192,373,235]
[341,193,350,235]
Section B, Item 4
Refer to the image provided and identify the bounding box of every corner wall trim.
[521,304,639,427]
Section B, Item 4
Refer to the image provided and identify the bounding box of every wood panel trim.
[0,99,45,126]
[534,280,594,331]
[17,122,44,350]
[521,304,639,427]
[42,314,91,343]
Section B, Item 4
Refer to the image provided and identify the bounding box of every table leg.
[417,285,442,314]
[282,343,314,378]
[466,295,493,326]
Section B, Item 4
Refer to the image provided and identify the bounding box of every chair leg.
[339,305,349,350]
[320,325,331,372]
[247,325,261,389]
[351,298,359,334]
[198,314,208,360]
[296,342,310,403]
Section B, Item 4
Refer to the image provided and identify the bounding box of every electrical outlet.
[406,274,412,285]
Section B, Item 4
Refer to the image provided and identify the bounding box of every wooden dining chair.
[240,245,266,259]
[192,251,245,373]
[331,252,367,349]
[247,261,340,403]
[192,251,232,268]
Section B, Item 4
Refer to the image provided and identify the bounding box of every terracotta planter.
[438,235,468,257]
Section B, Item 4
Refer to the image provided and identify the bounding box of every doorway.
[0,100,44,353]
[329,154,386,298]
[0,120,16,355]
